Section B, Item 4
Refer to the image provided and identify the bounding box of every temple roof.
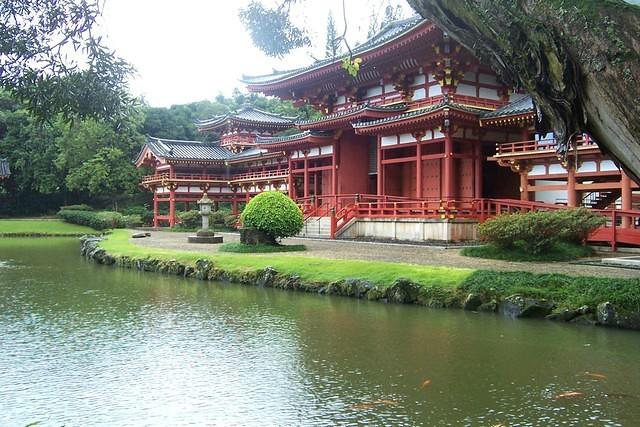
[242,16,426,87]
[196,105,295,132]
[136,136,273,165]
[353,97,484,134]
[0,158,10,178]
[255,130,334,149]
[296,103,408,130]
[481,94,533,119]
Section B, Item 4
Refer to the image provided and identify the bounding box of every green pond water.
[1,238,640,426]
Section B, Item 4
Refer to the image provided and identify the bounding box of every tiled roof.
[296,103,408,127]
[352,98,484,130]
[481,94,533,119]
[145,137,233,161]
[255,130,334,145]
[196,105,295,131]
[241,15,425,86]
[139,137,270,163]
[0,158,9,178]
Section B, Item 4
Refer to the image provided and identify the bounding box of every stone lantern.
[187,192,223,244]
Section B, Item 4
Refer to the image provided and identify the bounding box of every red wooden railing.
[142,169,289,185]
[297,195,640,250]
[495,135,596,156]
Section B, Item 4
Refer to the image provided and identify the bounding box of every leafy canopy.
[241,192,303,239]
[0,0,133,121]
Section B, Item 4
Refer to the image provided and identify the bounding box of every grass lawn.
[0,219,95,235]
[461,242,593,262]
[219,243,307,253]
[101,229,473,287]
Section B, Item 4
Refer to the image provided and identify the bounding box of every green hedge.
[59,204,94,211]
[241,192,303,239]
[58,209,129,230]
[478,208,606,254]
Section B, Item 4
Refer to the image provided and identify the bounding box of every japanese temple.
[136,16,640,247]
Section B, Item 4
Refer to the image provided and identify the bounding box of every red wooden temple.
[136,16,640,248]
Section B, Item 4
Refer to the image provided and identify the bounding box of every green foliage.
[59,204,94,211]
[122,206,154,226]
[325,11,342,59]
[177,210,201,229]
[342,57,363,77]
[57,209,127,230]
[239,1,311,58]
[219,243,307,253]
[478,209,606,255]
[224,214,240,229]
[241,192,303,239]
[211,208,232,225]
[460,270,640,312]
[65,147,140,209]
[0,0,133,122]
[461,242,593,262]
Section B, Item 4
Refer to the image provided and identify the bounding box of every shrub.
[223,214,240,229]
[123,214,143,228]
[176,210,201,229]
[211,208,232,225]
[59,204,93,211]
[122,206,154,226]
[478,208,607,255]
[57,209,126,230]
[240,191,303,240]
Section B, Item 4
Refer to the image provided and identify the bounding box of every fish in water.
[350,399,399,410]
[553,391,585,400]
[584,372,607,380]
[420,379,432,389]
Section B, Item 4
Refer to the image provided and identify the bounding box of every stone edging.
[79,236,640,331]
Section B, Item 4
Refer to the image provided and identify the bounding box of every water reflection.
[0,239,639,426]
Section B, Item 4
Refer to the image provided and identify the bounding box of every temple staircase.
[298,216,332,239]
[582,190,621,210]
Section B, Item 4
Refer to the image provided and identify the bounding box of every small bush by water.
[219,243,307,253]
[241,192,303,241]
[461,242,593,262]
[57,209,139,230]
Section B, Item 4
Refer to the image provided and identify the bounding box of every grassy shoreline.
[90,230,640,329]
[0,219,95,236]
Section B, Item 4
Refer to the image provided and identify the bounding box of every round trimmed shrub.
[241,192,303,240]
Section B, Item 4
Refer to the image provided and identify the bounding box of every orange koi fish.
[584,372,607,380]
[420,379,432,389]
[553,391,585,400]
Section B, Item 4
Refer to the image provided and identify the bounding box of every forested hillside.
[0,91,313,216]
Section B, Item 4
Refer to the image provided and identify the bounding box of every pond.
[1,238,639,426]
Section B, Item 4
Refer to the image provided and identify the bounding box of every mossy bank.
[81,235,640,331]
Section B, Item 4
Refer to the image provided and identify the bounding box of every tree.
[240,0,640,182]
[0,0,133,122]
[367,1,405,38]
[65,147,140,210]
[325,12,341,59]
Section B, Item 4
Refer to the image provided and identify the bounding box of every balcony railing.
[495,135,597,156]
[141,169,289,185]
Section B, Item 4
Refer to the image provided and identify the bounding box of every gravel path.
[130,231,640,279]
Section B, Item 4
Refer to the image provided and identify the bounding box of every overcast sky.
[100,0,411,107]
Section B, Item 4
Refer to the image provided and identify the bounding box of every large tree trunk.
[407,0,640,182]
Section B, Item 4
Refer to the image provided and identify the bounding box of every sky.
[100,0,410,107]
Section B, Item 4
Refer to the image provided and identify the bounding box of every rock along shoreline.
[80,236,640,331]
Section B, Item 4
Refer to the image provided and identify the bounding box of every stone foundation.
[338,218,478,242]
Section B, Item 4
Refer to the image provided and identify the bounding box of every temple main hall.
[136,16,639,246]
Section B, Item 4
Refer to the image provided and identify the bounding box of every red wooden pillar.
[245,187,250,204]
[520,172,529,201]
[376,136,383,195]
[621,171,632,228]
[232,199,238,215]
[288,155,294,198]
[169,187,176,227]
[443,130,455,200]
[567,167,577,207]
[416,139,423,199]
[331,143,338,196]
[474,142,483,199]
[303,153,309,198]
[153,192,159,227]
